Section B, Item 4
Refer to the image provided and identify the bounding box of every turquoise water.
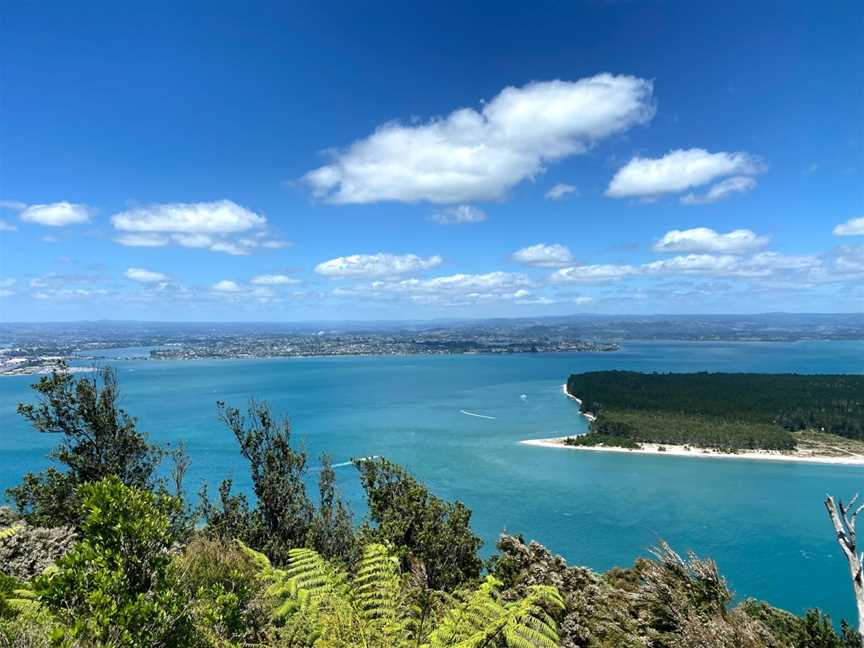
[2,340,863,622]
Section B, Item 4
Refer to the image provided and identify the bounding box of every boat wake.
[332,455,380,468]
[460,409,496,420]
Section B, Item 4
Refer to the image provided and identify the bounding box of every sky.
[0,1,862,322]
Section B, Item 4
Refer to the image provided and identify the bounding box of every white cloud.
[746,251,820,271]
[644,252,820,277]
[511,243,575,267]
[112,200,265,233]
[250,274,300,285]
[212,280,242,293]
[545,183,578,200]
[0,220,18,232]
[680,175,756,205]
[643,254,749,276]
[652,228,770,254]
[335,271,535,306]
[0,278,15,289]
[834,216,864,237]
[428,205,487,225]
[0,200,27,211]
[110,200,287,254]
[833,245,864,274]
[261,240,292,249]
[606,149,763,200]
[114,233,168,247]
[170,233,213,248]
[20,202,93,226]
[305,74,654,204]
[125,268,169,283]
[208,241,250,256]
[316,253,443,278]
[550,264,638,283]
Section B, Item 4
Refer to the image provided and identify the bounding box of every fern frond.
[236,539,273,574]
[0,522,24,541]
[429,578,564,648]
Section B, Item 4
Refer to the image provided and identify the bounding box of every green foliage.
[0,525,23,542]
[34,477,193,647]
[242,541,564,648]
[306,454,361,568]
[742,601,854,647]
[591,409,796,451]
[202,400,357,567]
[8,365,166,527]
[568,371,864,441]
[0,614,54,648]
[565,432,642,449]
[356,457,484,592]
[173,536,270,647]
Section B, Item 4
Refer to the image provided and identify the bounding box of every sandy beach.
[562,383,596,421]
[520,436,864,466]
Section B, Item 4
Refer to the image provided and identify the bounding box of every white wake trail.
[460,409,496,420]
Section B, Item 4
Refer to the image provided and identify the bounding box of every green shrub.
[34,477,193,647]
[173,536,270,646]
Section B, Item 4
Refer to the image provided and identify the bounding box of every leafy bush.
[7,365,168,528]
[202,400,358,567]
[356,457,483,592]
[34,477,193,647]
[173,536,270,647]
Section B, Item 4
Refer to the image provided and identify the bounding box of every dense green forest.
[566,410,797,451]
[1,365,861,647]
[565,371,864,450]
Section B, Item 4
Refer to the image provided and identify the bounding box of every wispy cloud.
[316,253,442,278]
[428,205,487,224]
[511,243,575,267]
[545,183,578,200]
[20,202,93,226]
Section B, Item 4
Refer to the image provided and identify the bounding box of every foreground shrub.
[202,400,358,567]
[174,536,270,646]
[8,365,166,528]
[356,457,483,591]
[34,477,192,647]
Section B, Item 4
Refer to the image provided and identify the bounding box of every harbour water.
[1,340,863,622]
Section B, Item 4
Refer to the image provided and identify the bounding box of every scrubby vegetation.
[566,371,864,451]
[1,365,861,647]
[566,410,795,451]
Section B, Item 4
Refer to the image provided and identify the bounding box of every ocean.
[1,339,863,622]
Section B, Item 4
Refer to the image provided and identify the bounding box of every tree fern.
[243,541,563,648]
[427,576,564,648]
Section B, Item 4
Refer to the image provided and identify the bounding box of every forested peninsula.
[560,371,864,457]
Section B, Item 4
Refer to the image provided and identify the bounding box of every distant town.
[2,312,862,376]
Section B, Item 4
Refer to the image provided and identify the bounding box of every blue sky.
[1,1,862,321]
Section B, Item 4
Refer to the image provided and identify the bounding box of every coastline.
[520,437,864,467]
[561,383,596,421]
